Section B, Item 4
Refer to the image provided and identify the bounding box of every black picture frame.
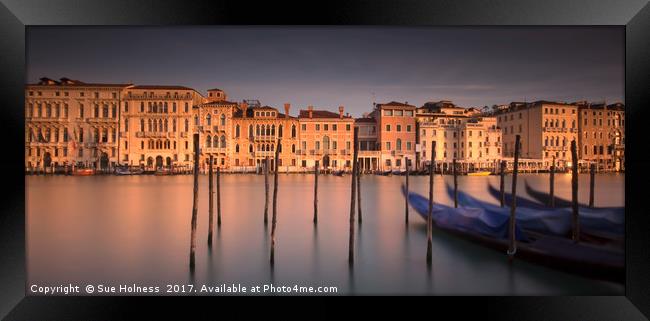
[1,0,649,319]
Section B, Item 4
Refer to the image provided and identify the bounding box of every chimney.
[308,105,313,119]
[241,101,248,118]
[284,103,290,117]
[339,106,344,119]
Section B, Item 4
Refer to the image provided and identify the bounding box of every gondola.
[403,185,624,283]
[484,182,624,245]
[332,170,346,176]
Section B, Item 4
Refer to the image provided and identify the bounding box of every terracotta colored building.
[576,102,625,171]
[297,106,354,170]
[372,101,417,171]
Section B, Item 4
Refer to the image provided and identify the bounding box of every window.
[346,124,351,131]
[124,102,129,112]
[406,141,412,150]
[316,124,320,131]
[221,114,226,126]
[384,110,393,116]
[185,102,189,113]
[386,124,391,132]
[406,125,411,132]
[396,125,402,132]
[332,124,337,131]
[386,142,391,150]
[394,110,403,116]
[301,124,307,131]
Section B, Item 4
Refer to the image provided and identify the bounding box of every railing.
[126,93,191,100]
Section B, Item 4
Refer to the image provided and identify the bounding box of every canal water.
[26,173,624,295]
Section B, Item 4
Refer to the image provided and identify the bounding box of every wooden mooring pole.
[549,156,555,208]
[357,159,362,224]
[189,133,200,272]
[270,139,281,266]
[208,155,214,247]
[313,160,319,224]
[348,127,359,266]
[405,157,409,223]
[217,166,221,227]
[571,140,580,242]
[427,141,436,266]
[453,158,458,208]
[589,163,595,208]
[499,160,506,207]
[264,156,269,225]
[508,135,521,260]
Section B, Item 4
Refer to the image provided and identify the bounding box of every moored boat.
[467,171,492,176]
[403,185,623,283]
[73,168,95,176]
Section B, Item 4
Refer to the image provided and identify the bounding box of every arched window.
[396,138,402,151]
[256,125,261,136]
[220,114,226,126]
[153,103,158,113]
[261,125,265,136]
[220,135,226,148]
[213,136,218,148]
[148,119,152,132]
[271,125,276,136]
[158,119,163,132]
[173,119,177,132]
[323,136,330,150]
[270,144,274,151]
[164,119,168,132]
[291,144,295,153]
[279,125,283,137]
[163,102,168,113]
[291,125,296,138]
[235,124,240,138]
[235,144,239,153]
[184,119,189,132]
[206,135,212,148]
[278,143,282,153]
[266,125,271,136]
[206,114,211,126]
[249,144,253,153]
[140,119,144,131]
[249,125,253,138]
[194,115,199,126]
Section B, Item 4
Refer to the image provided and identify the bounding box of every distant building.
[373,101,417,170]
[416,101,502,171]
[298,105,354,170]
[576,101,625,171]
[496,101,578,169]
[355,116,380,172]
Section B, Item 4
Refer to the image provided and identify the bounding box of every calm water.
[26,173,624,295]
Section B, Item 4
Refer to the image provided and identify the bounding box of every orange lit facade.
[297,106,354,170]
[372,102,417,171]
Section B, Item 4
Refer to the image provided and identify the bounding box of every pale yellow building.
[121,85,203,170]
[25,77,130,172]
[496,101,578,169]
[417,102,502,172]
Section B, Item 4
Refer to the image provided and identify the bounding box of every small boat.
[115,167,132,175]
[404,185,623,283]
[332,170,346,176]
[155,168,171,176]
[467,171,492,176]
[73,168,95,176]
[377,170,393,176]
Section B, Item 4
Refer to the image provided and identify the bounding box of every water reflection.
[26,173,624,295]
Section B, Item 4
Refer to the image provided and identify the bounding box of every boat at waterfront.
[467,171,492,176]
[404,186,623,283]
[154,168,172,176]
[332,170,346,176]
[115,167,132,175]
[73,168,95,176]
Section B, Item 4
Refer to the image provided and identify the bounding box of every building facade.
[416,101,502,171]
[496,101,578,169]
[297,106,354,170]
[25,78,624,173]
[373,101,417,171]
[25,77,130,171]
[576,102,625,171]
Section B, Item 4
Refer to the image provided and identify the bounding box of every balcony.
[253,136,277,142]
[135,131,169,138]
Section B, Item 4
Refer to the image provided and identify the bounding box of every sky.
[26,26,624,117]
